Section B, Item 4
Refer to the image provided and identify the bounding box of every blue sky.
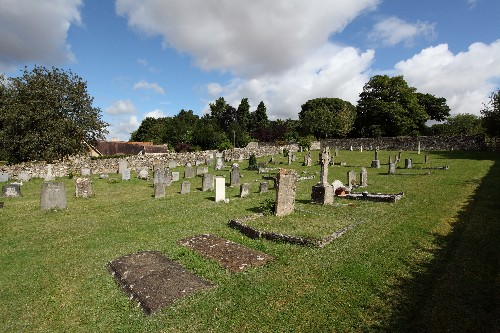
[1,0,499,141]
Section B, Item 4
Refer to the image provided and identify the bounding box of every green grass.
[0,150,498,332]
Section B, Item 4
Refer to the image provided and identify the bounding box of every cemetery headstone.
[311,147,333,205]
[389,156,393,164]
[259,182,269,194]
[154,182,165,198]
[360,167,368,187]
[291,154,296,162]
[334,148,339,157]
[371,160,381,168]
[230,164,240,187]
[118,159,128,174]
[417,141,421,154]
[168,161,177,169]
[122,169,131,180]
[2,184,21,198]
[360,145,363,152]
[288,154,292,165]
[75,177,92,198]
[81,168,91,176]
[0,172,9,182]
[405,158,412,169]
[44,164,55,181]
[275,168,297,216]
[215,157,224,170]
[99,174,109,179]
[184,165,195,179]
[18,171,30,182]
[215,176,226,202]
[240,183,250,198]
[202,173,215,191]
[347,170,357,187]
[374,148,379,161]
[304,152,312,166]
[138,168,149,180]
[153,168,166,185]
[180,181,191,194]
[171,172,180,182]
[196,166,208,176]
[425,154,428,164]
[40,182,67,210]
[388,163,396,174]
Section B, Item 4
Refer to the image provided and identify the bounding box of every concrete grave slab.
[108,251,213,314]
[179,234,273,273]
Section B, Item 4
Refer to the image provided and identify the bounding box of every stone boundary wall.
[0,135,488,178]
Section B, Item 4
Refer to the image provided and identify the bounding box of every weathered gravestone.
[215,176,226,202]
[44,164,55,181]
[168,161,177,169]
[153,168,166,186]
[215,157,224,170]
[2,184,21,198]
[405,158,413,169]
[417,141,421,154]
[138,168,149,180]
[81,168,91,176]
[240,183,251,198]
[121,169,131,180]
[18,171,31,182]
[154,182,165,199]
[202,173,215,192]
[0,172,9,182]
[230,164,240,187]
[171,172,180,182]
[108,251,213,314]
[196,166,208,176]
[304,152,312,166]
[184,165,195,179]
[118,159,128,174]
[259,182,269,194]
[311,147,334,205]
[371,148,380,168]
[360,167,368,187]
[275,169,297,216]
[75,177,92,198]
[180,181,191,194]
[40,182,67,210]
[288,154,292,165]
[347,170,357,187]
[388,163,396,174]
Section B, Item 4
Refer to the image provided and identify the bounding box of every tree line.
[0,66,498,162]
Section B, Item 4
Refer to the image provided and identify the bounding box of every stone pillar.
[319,147,331,185]
[75,177,92,198]
[417,141,421,154]
[215,176,226,202]
[274,169,297,217]
[360,167,367,187]
[240,183,250,198]
[40,182,67,210]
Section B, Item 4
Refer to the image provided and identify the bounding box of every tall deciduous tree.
[430,114,484,136]
[481,89,500,137]
[355,75,428,137]
[0,66,108,163]
[415,92,450,122]
[299,97,356,138]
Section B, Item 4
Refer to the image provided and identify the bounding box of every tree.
[0,66,108,163]
[481,89,500,137]
[354,75,428,137]
[249,101,270,139]
[430,114,484,136]
[236,98,251,132]
[299,97,356,138]
[416,92,450,122]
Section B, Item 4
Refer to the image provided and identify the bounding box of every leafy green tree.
[249,101,270,140]
[355,75,428,137]
[0,66,108,163]
[130,117,164,143]
[236,98,251,132]
[299,97,356,138]
[430,114,484,136]
[416,92,451,122]
[481,89,500,136]
[192,115,229,150]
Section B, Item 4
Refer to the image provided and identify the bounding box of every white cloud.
[137,58,160,73]
[106,115,140,141]
[133,80,165,95]
[206,83,223,97]
[144,109,166,118]
[116,0,379,76]
[0,0,82,71]
[105,100,137,115]
[369,17,436,47]
[208,45,374,120]
[395,40,500,115]
[467,0,479,9]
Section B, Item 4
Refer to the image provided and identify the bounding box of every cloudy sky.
[1,0,499,140]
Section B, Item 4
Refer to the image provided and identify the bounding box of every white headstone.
[122,169,131,180]
[215,176,226,202]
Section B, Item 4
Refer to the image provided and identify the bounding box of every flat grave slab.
[179,234,273,273]
[108,251,212,314]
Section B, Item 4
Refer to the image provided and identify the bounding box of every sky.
[0,0,499,141]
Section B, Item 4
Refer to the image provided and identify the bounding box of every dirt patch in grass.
[108,251,213,314]
[179,234,273,273]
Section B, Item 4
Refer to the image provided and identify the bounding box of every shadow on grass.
[377,152,500,332]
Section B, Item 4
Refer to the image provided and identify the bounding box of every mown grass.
[0,150,498,332]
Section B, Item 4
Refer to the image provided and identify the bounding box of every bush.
[247,154,258,170]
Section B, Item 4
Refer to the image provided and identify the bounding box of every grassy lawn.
[0,150,498,332]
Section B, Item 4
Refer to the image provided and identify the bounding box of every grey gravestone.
[0,172,9,182]
[205,158,213,166]
[107,251,212,315]
[138,169,149,180]
[417,141,421,154]
[122,169,131,180]
[360,167,368,187]
[196,166,208,176]
[44,164,55,181]
[202,173,215,192]
[334,148,339,157]
[180,181,191,194]
[165,172,172,187]
[259,182,269,194]
[18,171,30,182]
[371,160,380,168]
[154,183,165,199]
[171,172,180,182]
[389,156,393,164]
[304,152,312,166]
[215,152,223,158]
[81,168,91,176]
[168,161,177,169]
[275,169,297,216]
[184,166,195,179]
[215,157,224,170]
[240,183,250,198]
[215,176,226,202]
[425,154,428,164]
[40,182,67,210]
[287,154,292,165]
[291,154,296,162]
[75,177,92,198]
[405,159,412,169]
[2,184,21,198]
[99,174,109,179]
[153,168,166,185]
[388,163,396,174]
[230,165,240,187]
[347,170,357,187]
[118,159,128,174]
